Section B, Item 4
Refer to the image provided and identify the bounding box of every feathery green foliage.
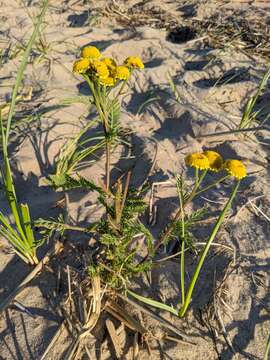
[35,214,96,241]
[89,181,153,289]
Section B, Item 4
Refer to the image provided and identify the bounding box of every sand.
[0,0,270,359]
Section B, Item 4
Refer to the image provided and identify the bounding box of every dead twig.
[105,319,123,359]
[133,332,139,360]
[106,299,147,334]
[63,276,101,360]
[40,321,65,360]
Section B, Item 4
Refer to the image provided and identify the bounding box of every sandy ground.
[0,0,270,359]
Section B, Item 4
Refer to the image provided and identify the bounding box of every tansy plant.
[129,151,247,317]
[69,46,144,192]
[40,48,149,288]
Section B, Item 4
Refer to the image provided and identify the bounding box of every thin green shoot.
[176,175,186,305]
[178,181,240,316]
[5,1,49,142]
[136,95,159,116]
[127,289,178,316]
[49,117,106,186]
[239,68,270,129]
[264,335,270,360]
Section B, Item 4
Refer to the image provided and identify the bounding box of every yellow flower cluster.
[185,150,246,180]
[73,45,144,87]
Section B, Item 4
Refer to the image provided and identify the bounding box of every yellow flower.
[102,58,117,80]
[100,76,115,87]
[73,58,90,73]
[203,151,223,172]
[91,59,109,79]
[81,46,101,59]
[102,57,117,69]
[124,56,144,69]
[224,159,246,180]
[185,153,210,170]
[115,65,130,80]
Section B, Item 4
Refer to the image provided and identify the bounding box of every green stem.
[179,181,185,305]
[194,175,229,197]
[180,239,185,304]
[97,91,111,192]
[147,169,208,258]
[178,181,240,317]
[105,141,111,191]
[84,75,111,191]
[188,169,208,202]
[195,168,199,187]
[115,80,127,100]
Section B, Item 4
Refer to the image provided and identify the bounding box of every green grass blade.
[264,335,270,360]
[179,181,240,317]
[20,203,35,247]
[72,140,105,166]
[127,289,179,316]
[60,96,92,106]
[5,0,49,141]
[0,227,27,253]
[0,211,25,242]
[239,67,270,129]
[3,157,26,239]
[136,96,159,115]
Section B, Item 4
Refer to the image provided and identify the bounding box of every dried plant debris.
[193,8,270,60]
[101,1,270,60]
[102,1,179,30]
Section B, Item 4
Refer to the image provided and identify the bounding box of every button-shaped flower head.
[73,58,90,74]
[124,56,144,69]
[224,160,246,180]
[81,46,101,59]
[185,153,210,170]
[102,57,117,69]
[100,76,115,87]
[115,65,130,80]
[203,151,223,172]
[91,59,109,79]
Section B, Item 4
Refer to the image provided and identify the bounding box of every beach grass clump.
[0,0,48,265]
